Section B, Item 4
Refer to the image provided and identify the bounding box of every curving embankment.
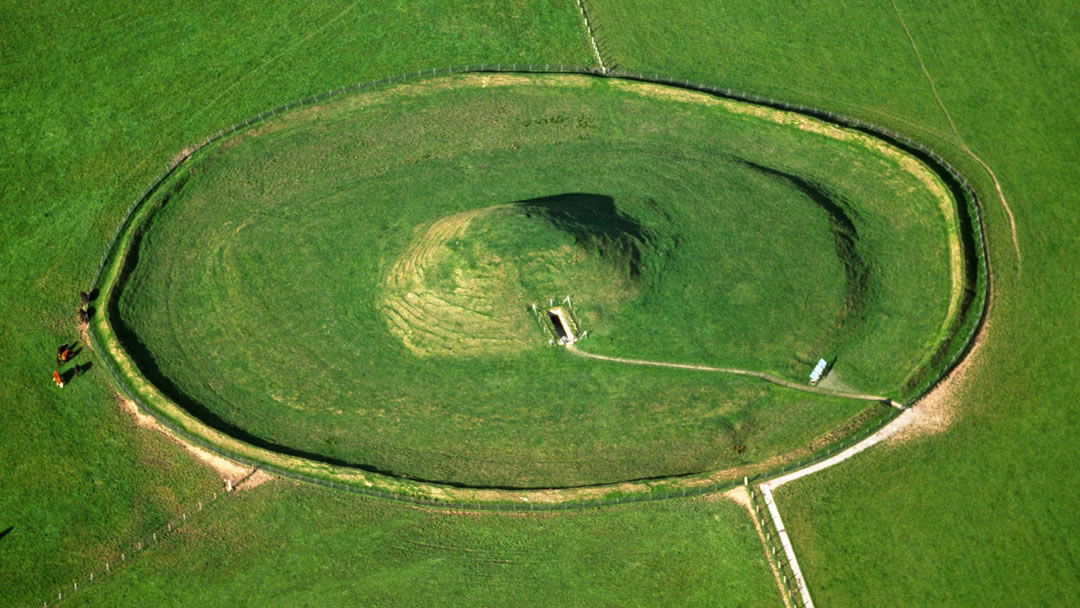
[87,65,988,510]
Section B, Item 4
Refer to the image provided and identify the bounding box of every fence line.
[37,488,228,607]
[91,311,900,512]
[751,485,811,608]
[576,0,607,72]
[85,64,989,511]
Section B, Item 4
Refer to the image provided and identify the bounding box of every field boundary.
[37,486,229,608]
[87,64,989,511]
[575,0,607,72]
[889,0,1021,273]
[751,484,813,608]
[751,407,919,606]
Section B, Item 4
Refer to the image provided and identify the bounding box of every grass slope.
[68,483,783,608]
[584,0,956,147]
[107,76,953,487]
[775,1,1080,604]
[0,2,600,605]
[6,0,1065,604]
[584,0,1080,603]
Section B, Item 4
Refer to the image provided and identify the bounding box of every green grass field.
[102,74,960,488]
[67,483,782,607]
[3,0,1076,606]
[0,2,603,604]
[582,0,1080,604]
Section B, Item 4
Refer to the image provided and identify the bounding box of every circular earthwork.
[96,72,977,490]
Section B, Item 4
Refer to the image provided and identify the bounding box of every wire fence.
[751,484,810,608]
[90,313,902,514]
[575,0,606,72]
[38,488,228,607]
[85,64,989,512]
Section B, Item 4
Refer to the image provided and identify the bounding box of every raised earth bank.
[96,73,970,490]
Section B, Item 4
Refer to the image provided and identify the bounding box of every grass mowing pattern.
[775,3,1080,604]
[0,2,597,604]
[585,1,991,404]
[69,483,783,608]
[583,0,958,146]
[4,0,1052,604]
[109,75,957,488]
[381,196,646,357]
[583,0,1080,604]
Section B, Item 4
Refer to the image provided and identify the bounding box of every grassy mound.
[106,74,962,488]
[382,195,645,356]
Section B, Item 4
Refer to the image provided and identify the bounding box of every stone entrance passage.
[547,307,577,345]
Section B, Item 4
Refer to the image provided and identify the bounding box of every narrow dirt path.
[889,0,1021,273]
[565,340,925,608]
[762,409,915,492]
[183,0,364,133]
[758,484,816,607]
[751,409,917,608]
[740,15,1005,603]
[752,336,984,607]
[565,344,894,404]
[724,487,795,608]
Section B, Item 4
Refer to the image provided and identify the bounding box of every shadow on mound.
[514,193,655,279]
[737,161,871,333]
[108,225,689,490]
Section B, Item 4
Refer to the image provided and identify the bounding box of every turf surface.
[4,0,1075,605]
[107,75,958,487]
[583,0,1080,603]
[0,2,600,604]
[67,482,784,607]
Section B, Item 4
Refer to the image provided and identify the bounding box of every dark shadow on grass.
[107,226,696,490]
[107,230,391,472]
[737,151,983,397]
[59,362,90,385]
[737,161,871,335]
[514,193,654,279]
[605,71,985,392]
[663,71,986,396]
[0,526,12,543]
[846,132,982,395]
[810,124,983,396]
